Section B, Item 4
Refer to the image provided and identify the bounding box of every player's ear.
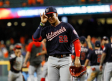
[56,13,58,17]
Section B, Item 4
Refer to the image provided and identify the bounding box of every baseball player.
[41,61,48,81]
[8,43,24,81]
[99,36,112,81]
[101,36,109,50]
[101,36,109,81]
[79,36,91,65]
[85,41,103,81]
[40,39,49,81]
[23,40,47,81]
[32,6,81,81]
[71,36,91,81]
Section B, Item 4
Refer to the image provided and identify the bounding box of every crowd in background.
[0,34,110,61]
[0,0,112,8]
[0,18,112,69]
[0,36,32,61]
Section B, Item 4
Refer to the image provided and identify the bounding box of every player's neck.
[110,38,112,43]
[95,47,100,49]
[81,44,84,47]
[51,20,61,27]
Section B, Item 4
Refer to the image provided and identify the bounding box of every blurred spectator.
[28,0,36,6]
[0,0,3,7]
[6,40,10,50]
[20,37,26,57]
[37,0,44,5]
[81,0,85,3]
[10,38,14,45]
[0,40,9,59]
[22,2,27,7]
[3,0,10,7]
[9,44,14,55]
[20,36,25,45]
[101,36,109,49]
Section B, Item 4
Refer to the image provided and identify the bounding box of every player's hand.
[23,63,27,67]
[99,65,102,71]
[36,53,41,57]
[74,57,81,67]
[16,52,21,57]
[40,12,48,24]
[86,35,91,42]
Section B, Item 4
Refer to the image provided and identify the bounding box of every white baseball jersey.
[10,54,24,71]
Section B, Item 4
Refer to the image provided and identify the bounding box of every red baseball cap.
[45,6,57,14]
[13,43,22,51]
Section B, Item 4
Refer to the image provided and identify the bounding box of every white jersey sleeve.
[10,54,16,60]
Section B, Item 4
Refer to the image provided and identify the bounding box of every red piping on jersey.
[73,39,81,57]
[32,36,42,42]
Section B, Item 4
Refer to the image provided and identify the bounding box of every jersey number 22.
[59,35,68,43]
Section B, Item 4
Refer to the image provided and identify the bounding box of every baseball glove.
[69,66,86,77]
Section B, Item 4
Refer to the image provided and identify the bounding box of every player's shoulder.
[28,41,34,47]
[89,49,95,54]
[61,22,75,32]
[105,43,111,48]
[87,49,93,58]
[10,54,16,57]
[41,26,50,32]
[88,47,92,51]
[85,47,91,52]
[10,54,16,59]
[43,25,52,30]
[29,41,33,44]
[29,41,40,45]
[61,22,72,27]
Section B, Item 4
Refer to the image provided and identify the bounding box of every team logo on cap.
[96,44,99,46]
[45,8,49,12]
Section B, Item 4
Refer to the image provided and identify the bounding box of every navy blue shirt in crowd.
[41,22,79,55]
[87,49,103,66]
[103,43,112,62]
[72,46,91,65]
[80,46,91,65]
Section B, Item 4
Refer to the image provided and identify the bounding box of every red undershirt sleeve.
[73,39,81,57]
